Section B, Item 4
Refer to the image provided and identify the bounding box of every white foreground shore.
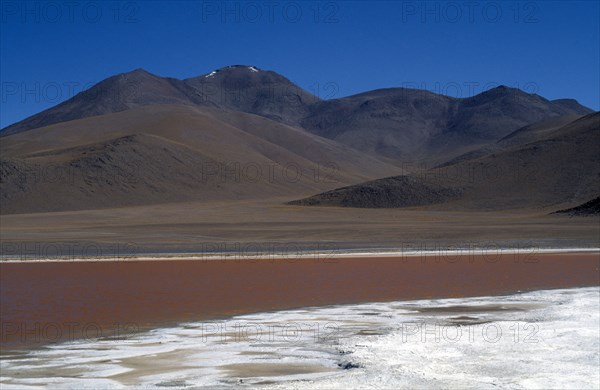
[1,287,598,389]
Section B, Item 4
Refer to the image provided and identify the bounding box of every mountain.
[1,66,318,136]
[0,104,400,214]
[1,69,205,136]
[301,86,593,164]
[185,65,319,125]
[3,68,592,167]
[291,112,600,211]
[1,66,596,215]
[301,88,453,162]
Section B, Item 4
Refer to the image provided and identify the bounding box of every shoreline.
[1,250,598,350]
[1,247,598,263]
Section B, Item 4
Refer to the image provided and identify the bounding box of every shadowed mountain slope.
[553,197,600,216]
[291,112,600,211]
[289,176,462,208]
[438,114,585,167]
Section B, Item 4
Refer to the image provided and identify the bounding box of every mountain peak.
[466,85,531,103]
[487,84,522,94]
[111,68,161,83]
[120,68,153,77]
[225,64,260,70]
[203,65,261,78]
[183,65,318,124]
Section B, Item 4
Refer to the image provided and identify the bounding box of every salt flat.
[1,287,598,389]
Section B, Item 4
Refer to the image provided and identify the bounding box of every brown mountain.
[301,86,592,164]
[0,104,400,214]
[1,66,596,215]
[1,69,205,136]
[3,68,591,168]
[184,65,319,125]
[291,112,600,211]
[1,66,318,136]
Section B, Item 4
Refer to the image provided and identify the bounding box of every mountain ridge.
[1,66,596,214]
[2,67,593,142]
[1,66,318,135]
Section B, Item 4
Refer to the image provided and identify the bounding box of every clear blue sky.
[1,0,598,128]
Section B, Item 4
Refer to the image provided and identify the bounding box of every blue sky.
[1,0,599,128]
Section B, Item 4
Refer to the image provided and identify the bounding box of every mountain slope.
[438,114,585,167]
[0,104,401,214]
[291,112,600,211]
[553,197,600,216]
[1,69,206,136]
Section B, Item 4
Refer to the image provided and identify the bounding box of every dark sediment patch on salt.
[398,303,542,314]
[338,361,361,370]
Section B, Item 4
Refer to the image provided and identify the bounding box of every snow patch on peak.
[203,65,259,78]
[223,65,260,71]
